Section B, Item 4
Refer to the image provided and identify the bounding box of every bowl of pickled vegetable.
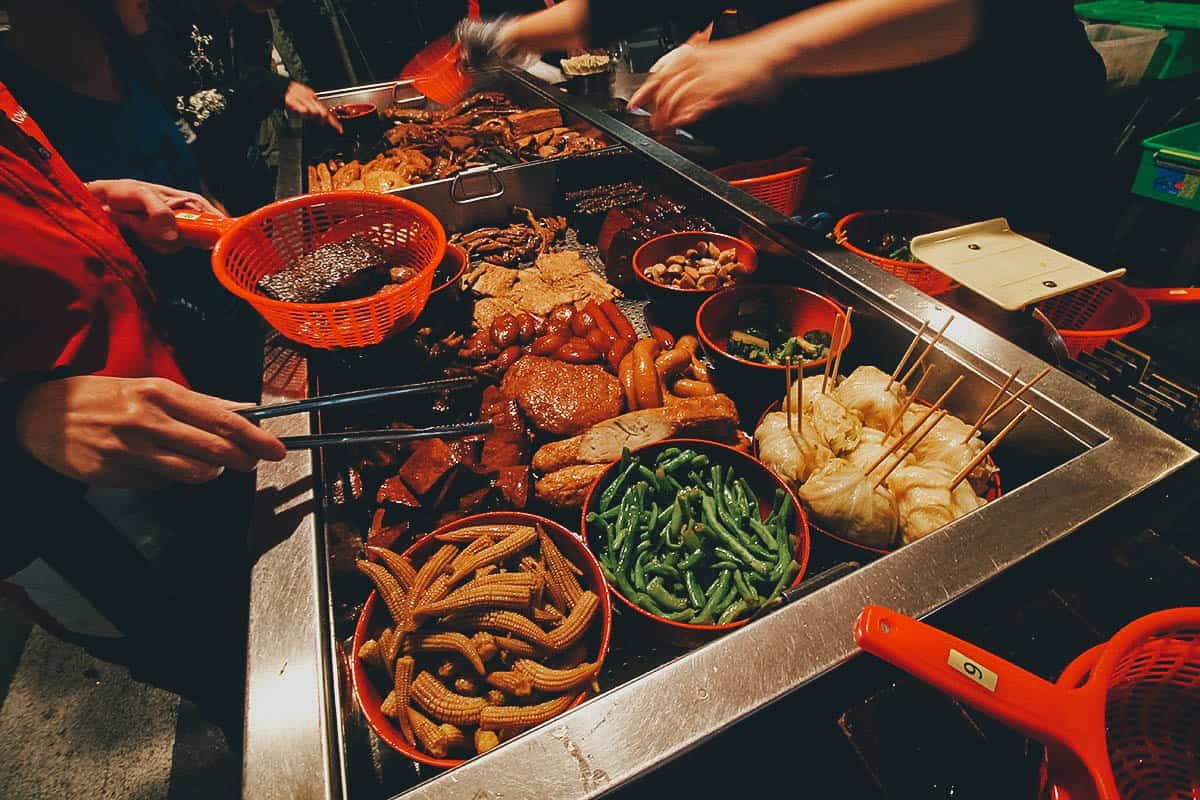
[697,286,848,393]
[582,439,810,647]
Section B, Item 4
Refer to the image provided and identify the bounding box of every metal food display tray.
[247,68,1198,800]
[301,69,627,196]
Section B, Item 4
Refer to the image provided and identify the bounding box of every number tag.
[948,648,998,692]
[176,211,201,221]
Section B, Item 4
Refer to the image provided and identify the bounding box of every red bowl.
[751,401,1002,557]
[833,210,961,296]
[430,243,468,297]
[351,511,613,767]
[581,439,810,649]
[331,102,378,120]
[632,232,758,306]
[696,285,850,385]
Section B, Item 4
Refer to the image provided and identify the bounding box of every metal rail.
[245,70,1198,800]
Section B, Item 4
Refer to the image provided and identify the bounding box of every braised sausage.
[554,338,601,364]
[631,338,663,409]
[516,313,537,343]
[654,346,692,379]
[493,345,524,372]
[675,335,699,355]
[600,301,638,345]
[587,302,619,341]
[618,351,637,409]
[529,332,570,356]
[689,355,710,383]
[491,314,519,349]
[649,325,676,351]
[549,304,575,327]
[671,378,716,397]
[531,315,549,336]
[585,327,612,354]
[570,308,596,338]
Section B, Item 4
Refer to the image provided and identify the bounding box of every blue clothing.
[0,52,203,193]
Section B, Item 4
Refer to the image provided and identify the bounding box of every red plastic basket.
[834,210,961,296]
[1037,282,1151,358]
[713,152,812,216]
[201,192,445,349]
[400,37,470,107]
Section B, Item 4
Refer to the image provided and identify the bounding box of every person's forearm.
[504,0,590,52]
[747,0,982,79]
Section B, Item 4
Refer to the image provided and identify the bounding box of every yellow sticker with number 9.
[948,649,998,692]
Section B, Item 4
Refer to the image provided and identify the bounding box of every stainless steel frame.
[246,68,1198,800]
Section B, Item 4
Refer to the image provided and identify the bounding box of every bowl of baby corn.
[351,512,613,766]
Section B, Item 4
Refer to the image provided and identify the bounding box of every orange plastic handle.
[174,209,237,249]
[854,606,1096,761]
[1126,286,1200,304]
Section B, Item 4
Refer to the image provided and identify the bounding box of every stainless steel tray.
[247,68,1198,800]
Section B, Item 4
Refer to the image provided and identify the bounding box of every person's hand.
[284,81,343,133]
[15,376,287,488]
[87,179,222,254]
[455,17,529,70]
[628,40,781,132]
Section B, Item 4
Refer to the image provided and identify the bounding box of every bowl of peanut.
[632,231,758,308]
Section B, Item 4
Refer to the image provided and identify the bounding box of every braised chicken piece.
[500,356,624,436]
[533,464,609,508]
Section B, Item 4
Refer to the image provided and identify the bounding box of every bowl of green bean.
[582,439,810,647]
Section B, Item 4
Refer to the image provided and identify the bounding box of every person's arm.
[503,0,590,52]
[629,0,983,130]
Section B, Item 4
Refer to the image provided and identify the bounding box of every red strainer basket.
[1037,282,1152,358]
[400,36,470,107]
[855,606,1200,800]
[178,191,445,349]
[834,210,961,296]
[713,151,812,216]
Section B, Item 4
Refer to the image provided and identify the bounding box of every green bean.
[587,511,613,552]
[656,503,674,528]
[664,474,685,493]
[691,454,710,469]
[717,599,750,625]
[645,577,689,611]
[661,551,680,568]
[734,479,757,520]
[766,521,795,584]
[683,570,706,609]
[638,464,663,492]
[600,506,620,522]
[710,560,740,571]
[766,488,787,526]
[732,570,759,604]
[681,524,702,551]
[655,447,682,464]
[658,449,698,473]
[612,488,639,552]
[693,570,732,625]
[615,516,636,578]
[633,550,651,591]
[678,547,705,570]
[766,560,799,601]
[748,516,780,554]
[713,545,746,566]
[600,457,640,512]
[701,496,771,576]
[645,561,680,582]
[663,502,684,549]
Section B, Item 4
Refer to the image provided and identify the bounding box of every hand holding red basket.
[173,191,446,349]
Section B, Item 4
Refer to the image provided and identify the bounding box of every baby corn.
[533,605,565,626]
[434,524,535,543]
[419,574,452,606]
[485,670,533,697]
[439,723,467,752]
[546,590,599,652]
[447,527,538,584]
[474,564,498,579]
[356,560,410,629]
[379,628,401,678]
[393,656,416,744]
[484,688,507,706]
[357,638,382,669]
[474,728,500,755]
[479,693,575,732]
[470,631,498,661]
[411,671,488,725]
[436,659,458,679]
[407,632,486,675]
[447,611,553,649]
[413,583,533,620]
[380,690,399,718]
[366,546,417,590]
[450,535,493,574]
[494,635,541,658]
[512,659,600,693]
[538,526,584,610]
[409,544,458,610]
[407,707,450,757]
[453,675,481,694]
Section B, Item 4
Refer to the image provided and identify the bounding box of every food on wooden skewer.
[887,320,930,390]
[798,457,900,549]
[805,393,864,456]
[755,411,831,485]
[887,464,957,545]
[835,364,908,431]
[897,316,954,386]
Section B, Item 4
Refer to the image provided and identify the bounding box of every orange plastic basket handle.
[174,209,238,249]
[1126,286,1200,304]
[854,606,1095,756]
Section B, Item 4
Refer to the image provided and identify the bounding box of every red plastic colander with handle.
[174,191,445,349]
[854,605,1200,800]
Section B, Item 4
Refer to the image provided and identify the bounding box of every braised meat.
[500,355,624,436]
[533,464,608,508]
[257,235,393,303]
[397,438,460,495]
[377,474,421,507]
[495,465,531,508]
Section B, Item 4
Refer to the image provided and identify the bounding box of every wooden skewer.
[962,368,1021,444]
[796,362,803,434]
[888,320,930,390]
[949,405,1034,491]
[822,313,843,395]
[882,364,936,440]
[784,360,793,434]
[978,367,1051,430]
[863,399,942,478]
[931,374,965,414]
[830,306,853,388]
[875,410,949,488]
[898,315,954,387]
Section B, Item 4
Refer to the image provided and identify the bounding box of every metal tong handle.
[746,561,860,623]
[239,376,477,421]
[280,421,492,450]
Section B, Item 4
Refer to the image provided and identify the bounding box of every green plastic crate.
[1132,122,1200,210]
[1076,0,1200,79]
